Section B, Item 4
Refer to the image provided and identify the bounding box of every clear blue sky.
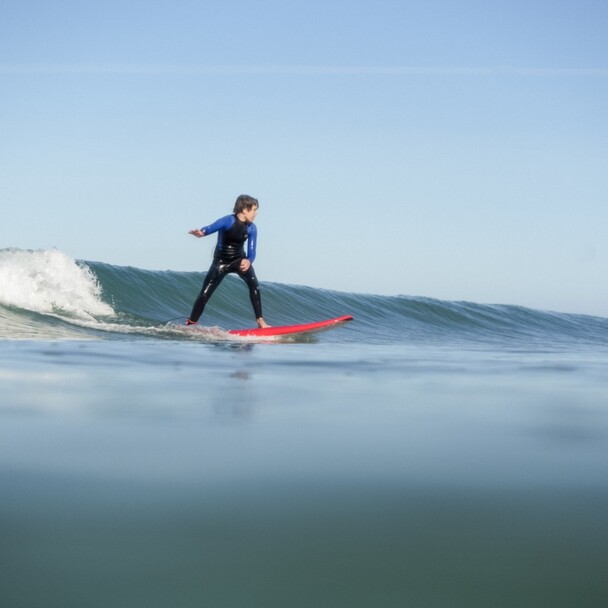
[2,0,607,316]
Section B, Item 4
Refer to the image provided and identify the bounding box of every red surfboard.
[228,315,353,337]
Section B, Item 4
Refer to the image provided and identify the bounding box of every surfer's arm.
[188,215,234,238]
[246,223,257,264]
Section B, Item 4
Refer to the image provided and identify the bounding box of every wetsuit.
[188,214,262,322]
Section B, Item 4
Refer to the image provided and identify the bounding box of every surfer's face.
[241,205,258,223]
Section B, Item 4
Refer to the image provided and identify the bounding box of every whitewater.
[2,248,608,608]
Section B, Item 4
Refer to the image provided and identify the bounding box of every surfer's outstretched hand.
[189,229,205,238]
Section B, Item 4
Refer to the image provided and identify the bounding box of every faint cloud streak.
[1,64,608,76]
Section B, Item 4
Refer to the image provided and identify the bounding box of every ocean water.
[1,248,608,608]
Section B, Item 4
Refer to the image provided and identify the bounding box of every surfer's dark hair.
[233,195,259,214]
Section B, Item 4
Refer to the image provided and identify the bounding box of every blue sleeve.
[247,223,257,263]
[201,215,234,235]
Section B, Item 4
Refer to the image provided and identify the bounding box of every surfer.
[186,195,270,328]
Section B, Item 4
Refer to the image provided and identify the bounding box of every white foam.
[0,248,115,320]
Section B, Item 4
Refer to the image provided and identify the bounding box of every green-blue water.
[1,248,608,607]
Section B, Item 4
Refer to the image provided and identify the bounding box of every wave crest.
[0,248,115,320]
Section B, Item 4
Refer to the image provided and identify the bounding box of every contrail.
[1,63,607,76]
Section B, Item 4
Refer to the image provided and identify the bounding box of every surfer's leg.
[188,264,225,323]
[238,266,265,323]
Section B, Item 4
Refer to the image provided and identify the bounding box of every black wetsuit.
[188,214,262,322]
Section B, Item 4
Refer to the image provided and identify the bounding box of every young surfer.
[186,195,270,328]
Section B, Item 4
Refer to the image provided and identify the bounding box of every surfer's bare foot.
[256,318,271,328]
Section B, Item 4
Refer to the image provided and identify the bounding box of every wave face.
[1,248,608,346]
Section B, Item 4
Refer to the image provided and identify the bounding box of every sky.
[1,0,607,317]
